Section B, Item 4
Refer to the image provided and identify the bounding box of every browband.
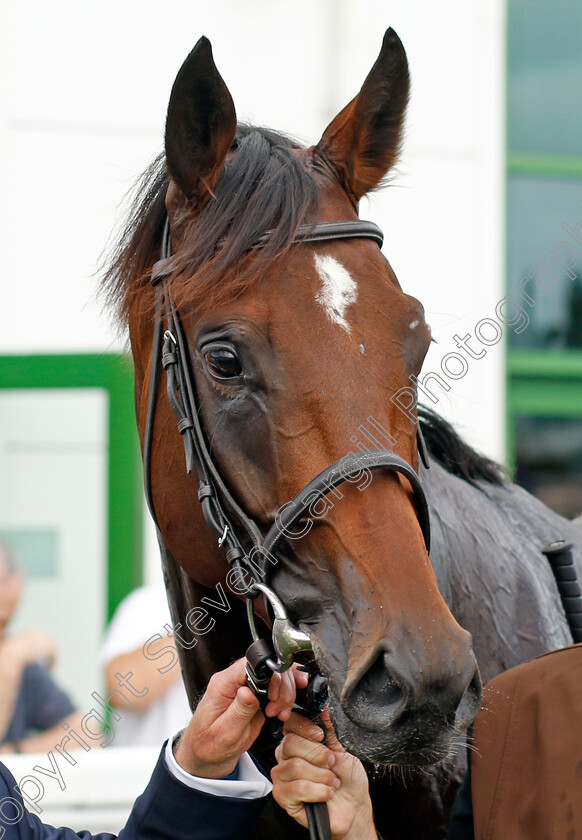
[150,219,384,286]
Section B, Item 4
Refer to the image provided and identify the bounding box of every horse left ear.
[315,28,409,202]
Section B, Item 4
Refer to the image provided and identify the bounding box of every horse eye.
[204,347,243,380]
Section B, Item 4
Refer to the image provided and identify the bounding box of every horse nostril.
[343,645,480,733]
[346,653,406,730]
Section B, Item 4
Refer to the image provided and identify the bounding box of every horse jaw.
[270,484,482,767]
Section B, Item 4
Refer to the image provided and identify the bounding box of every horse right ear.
[165,37,237,204]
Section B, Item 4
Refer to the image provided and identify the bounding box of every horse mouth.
[329,697,461,766]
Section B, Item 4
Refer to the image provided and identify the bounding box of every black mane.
[419,407,504,486]
[101,124,320,322]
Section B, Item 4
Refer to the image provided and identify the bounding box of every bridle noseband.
[143,215,431,675]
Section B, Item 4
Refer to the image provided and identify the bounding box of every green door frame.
[507,351,582,471]
[505,1,582,474]
[0,353,143,620]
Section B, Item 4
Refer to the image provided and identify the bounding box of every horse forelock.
[100,125,321,324]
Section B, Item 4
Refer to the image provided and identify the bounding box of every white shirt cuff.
[164,733,273,800]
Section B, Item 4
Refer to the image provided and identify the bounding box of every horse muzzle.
[326,634,482,765]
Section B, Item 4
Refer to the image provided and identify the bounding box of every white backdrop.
[0,0,508,630]
[0,0,506,461]
[0,389,107,707]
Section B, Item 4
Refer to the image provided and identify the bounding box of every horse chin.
[328,693,470,768]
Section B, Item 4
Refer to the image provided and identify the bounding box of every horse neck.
[424,459,581,680]
[159,538,249,702]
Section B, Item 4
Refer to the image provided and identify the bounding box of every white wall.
[0,389,108,708]
[3,746,158,834]
[0,0,506,483]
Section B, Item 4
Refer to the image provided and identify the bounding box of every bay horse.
[102,30,582,840]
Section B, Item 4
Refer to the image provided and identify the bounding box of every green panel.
[508,351,582,379]
[508,0,582,157]
[0,354,142,620]
[508,378,582,416]
[508,153,582,180]
[506,353,582,476]
[506,0,582,515]
[506,176,582,351]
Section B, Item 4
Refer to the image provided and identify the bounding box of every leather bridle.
[143,214,431,672]
[142,212,431,840]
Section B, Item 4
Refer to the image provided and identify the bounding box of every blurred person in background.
[0,543,83,754]
[99,585,191,746]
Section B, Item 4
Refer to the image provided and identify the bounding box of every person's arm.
[0,650,24,742]
[0,631,56,742]
[0,662,78,755]
[8,712,85,755]
[104,635,181,711]
[272,710,377,840]
[0,658,304,840]
[0,750,266,840]
[0,761,113,840]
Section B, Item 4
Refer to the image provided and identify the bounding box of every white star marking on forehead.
[314,254,358,334]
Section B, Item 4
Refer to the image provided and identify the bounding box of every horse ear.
[165,36,237,203]
[315,28,409,202]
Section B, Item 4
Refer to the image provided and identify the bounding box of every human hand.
[272,710,376,840]
[3,629,57,669]
[174,657,308,779]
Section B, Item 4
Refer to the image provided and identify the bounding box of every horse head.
[117,30,481,766]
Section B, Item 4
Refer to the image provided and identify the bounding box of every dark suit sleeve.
[0,750,269,840]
